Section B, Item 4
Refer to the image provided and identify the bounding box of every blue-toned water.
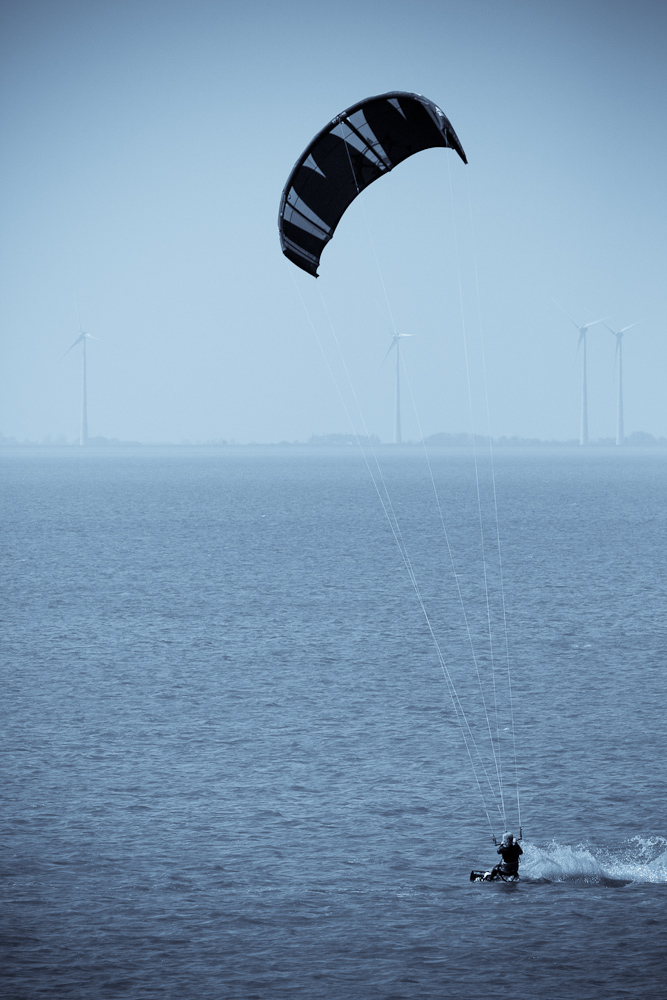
[1,448,666,999]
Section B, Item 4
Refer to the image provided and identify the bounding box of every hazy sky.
[1,0,665,443]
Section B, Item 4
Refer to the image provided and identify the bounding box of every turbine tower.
[382,332,411,444]
[63,306,96,446]
[604,322,636,446]
[555,303,608,445]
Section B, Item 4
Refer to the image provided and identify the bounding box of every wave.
[521,836,667,884]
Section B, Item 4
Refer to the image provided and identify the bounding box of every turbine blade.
[380,339,397,369]
[553,299,580,330]
[74,296,83,334]
[583,317,610,330]
[61,333,85,358]
[374,298,394,336]
[604,321,636,337]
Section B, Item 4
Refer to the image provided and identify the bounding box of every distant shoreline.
[2,431,667,451]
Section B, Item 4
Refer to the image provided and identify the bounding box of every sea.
[1,447,666,999]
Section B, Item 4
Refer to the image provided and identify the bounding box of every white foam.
[521,837,667,884]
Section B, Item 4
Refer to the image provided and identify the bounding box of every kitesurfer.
[491,832,522,880]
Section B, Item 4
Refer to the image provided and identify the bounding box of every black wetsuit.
[492,842,523,878]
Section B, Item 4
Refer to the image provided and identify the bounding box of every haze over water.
[2,449,666,998]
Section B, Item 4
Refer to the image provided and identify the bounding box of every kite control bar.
[492,827,523,845]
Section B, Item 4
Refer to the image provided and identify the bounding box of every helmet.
[502,832,514,846]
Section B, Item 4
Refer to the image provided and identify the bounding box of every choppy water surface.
[1,448,666,999]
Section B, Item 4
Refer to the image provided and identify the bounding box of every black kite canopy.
[278,91,467,277]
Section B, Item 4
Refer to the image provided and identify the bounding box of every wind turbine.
[63,304,97,446]
[604,322,637,446]
[382,332,411,444]
[555,303,608,445]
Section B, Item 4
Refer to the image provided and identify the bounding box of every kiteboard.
[470,869,519,883]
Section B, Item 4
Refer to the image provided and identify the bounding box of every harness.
[495,869,519,882]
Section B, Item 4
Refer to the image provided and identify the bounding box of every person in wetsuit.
[491,831,523,880]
